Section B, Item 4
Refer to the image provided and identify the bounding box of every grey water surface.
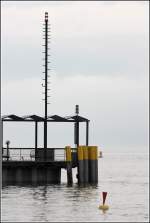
[1,153,149,222]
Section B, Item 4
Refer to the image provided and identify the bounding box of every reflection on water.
[2,153,149,222]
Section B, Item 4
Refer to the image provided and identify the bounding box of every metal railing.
[2,147,77,162]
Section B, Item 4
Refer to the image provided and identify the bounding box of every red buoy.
[102,192,107,205]
[99,192,109,210]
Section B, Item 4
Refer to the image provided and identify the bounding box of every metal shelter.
[2,114,90,151]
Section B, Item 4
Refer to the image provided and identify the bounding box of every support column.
[76,121,79,147]
[88,146,98,184]
[35,122,38,159]
[86,121,89,146]
[2,121,3,155]
[77,146,84,185]
[83,146,89,184]
[65,146,73,186]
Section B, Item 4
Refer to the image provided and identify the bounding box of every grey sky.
[1,1,149,153]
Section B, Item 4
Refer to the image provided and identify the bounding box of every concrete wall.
[2,163,61,185]
[35,149,54,161]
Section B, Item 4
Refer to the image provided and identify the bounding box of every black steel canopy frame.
[2,114,89,152]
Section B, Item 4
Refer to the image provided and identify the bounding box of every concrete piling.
[65,146,73,186]
[83,146,89,184]
[32,167,37,184]
[77,145,98,185]
[2,162,62,185]
[16,168,22,184]
[77,146,84,185]
[88,146,98,184]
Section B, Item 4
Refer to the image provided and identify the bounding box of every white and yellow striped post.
[65,146,73,186]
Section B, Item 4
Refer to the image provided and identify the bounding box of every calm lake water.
[1,153,149,222]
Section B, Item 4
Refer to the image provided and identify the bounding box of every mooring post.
[83,146,89,184]
[77,146,84,185]
[88,146,98,184]
[95,147,98,183]
[65,146,73,186]
[2,120,3,155]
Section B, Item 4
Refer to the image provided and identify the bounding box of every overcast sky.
[1,1,149,153]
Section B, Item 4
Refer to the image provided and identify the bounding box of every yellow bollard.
[82,146,89,183]
[88,146,98,183]
[88,146,98,160]
[77,146,84,184]
[78,146,83,161]
[83,146,88,160]
[65,146,72,161]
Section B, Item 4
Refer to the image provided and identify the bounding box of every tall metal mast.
[42,12,50,152]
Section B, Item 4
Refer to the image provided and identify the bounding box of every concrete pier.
[2,146,98,186]
[2,161,63,185]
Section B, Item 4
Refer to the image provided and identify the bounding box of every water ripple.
[2,153,149,222]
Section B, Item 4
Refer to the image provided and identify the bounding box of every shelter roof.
[2,114,89,122]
